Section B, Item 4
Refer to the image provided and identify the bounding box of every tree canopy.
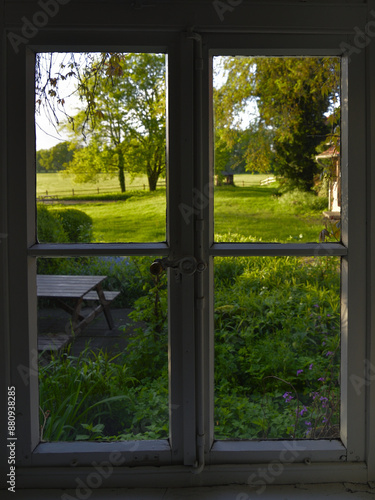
[68,53,166,192]
[214,56,340,191]
[37,52,166,192]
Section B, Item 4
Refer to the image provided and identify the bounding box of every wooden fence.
[37,180,166,198]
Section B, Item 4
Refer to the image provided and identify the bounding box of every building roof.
[315,144,340,159]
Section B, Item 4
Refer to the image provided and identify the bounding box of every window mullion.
[340,52,367,460]
[167,34,197,466]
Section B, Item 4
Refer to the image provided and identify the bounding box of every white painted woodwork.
[1,0,375,491]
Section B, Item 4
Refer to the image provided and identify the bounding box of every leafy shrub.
[37,205,68,243]
[37,206,92,274]
[277,189,328,213]
[120,268,168,380]
[213,237,340,438]
[214,250,340,439]
[37,205,93,243]
[37,205,69,274]
[52,208,93,243]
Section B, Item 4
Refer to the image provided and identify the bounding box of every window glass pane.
[35,52,167,243]
[214,253,340,439]
[37,255,168,442]
[213,56,341,243]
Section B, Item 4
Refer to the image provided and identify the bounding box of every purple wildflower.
[297,369,303,376]
[320,396,328,408]
[309,363,313,370]
[300,406,307,416]
[326,351,333,356]
[305,421,312,427]
[283,392,294,403]
[318,377,325,382]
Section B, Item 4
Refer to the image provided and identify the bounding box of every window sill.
[208,439,346,464]
[11,483,375,499]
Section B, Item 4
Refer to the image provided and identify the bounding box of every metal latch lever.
[150,256,207,278]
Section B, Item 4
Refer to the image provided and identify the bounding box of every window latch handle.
[150,256,206,277]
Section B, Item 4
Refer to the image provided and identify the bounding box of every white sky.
[35,54,257,151]
[36,54,338,152]
[35,53,83,151]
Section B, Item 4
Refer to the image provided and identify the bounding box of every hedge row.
[37,205,93,243]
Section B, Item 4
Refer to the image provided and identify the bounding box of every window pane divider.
[210,242,347,257]
[28,243,170,257]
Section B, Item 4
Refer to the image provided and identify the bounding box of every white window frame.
[1,0,375,488]
[195,32,368,477]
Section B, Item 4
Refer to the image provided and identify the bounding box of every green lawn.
[45,181,327,243]
[214,185,326,242]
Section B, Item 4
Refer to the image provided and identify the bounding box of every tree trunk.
[148,167,158,191]
[117,148,126,192]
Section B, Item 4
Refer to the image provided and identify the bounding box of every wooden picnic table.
[37,274,120,336]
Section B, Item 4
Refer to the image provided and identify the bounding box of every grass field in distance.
[39,172,328,244]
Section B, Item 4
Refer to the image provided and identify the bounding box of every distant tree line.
[36,141,73,173]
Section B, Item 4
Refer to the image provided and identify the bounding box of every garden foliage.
[214,235,340,439]
[39,257,168,441]
[39,237,340,442]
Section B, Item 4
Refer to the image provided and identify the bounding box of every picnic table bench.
[37,274,120,339]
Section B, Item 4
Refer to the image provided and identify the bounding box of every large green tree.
[215,124,274,178]
[64,53,166,192]
[214,57,340,191]
[63,138,117,184]
[36,141,74,173]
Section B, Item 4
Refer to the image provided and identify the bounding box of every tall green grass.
[39,345,168,441]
